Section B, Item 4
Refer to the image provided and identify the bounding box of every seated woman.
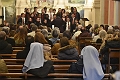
[22,42,54,78]
[68,46,104,80]
[58,37,79,60]
[34,32,52,60]
[16,36,34,59]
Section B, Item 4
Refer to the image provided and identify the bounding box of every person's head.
[53,9,56,14]
[66,17,70,22]
[71,13,75,18]
[60,37,69,47]
[94,24,99,30]
[107,29,114,34]
[58,8,62,13]
[81,45,104,80]
[99,30,107,40]
[36,17,40,22]
[99,24,104,30]
[30,13,34,17]
[34,7,37,12]
[21,13,25,17]
[2,28,9,36]
[25,36,34,47]
[52,29,59,38]
[0,31,6,40]
[41,9,45,14]
[44,7,47,13]
[62,9,65,13]
[63,30,72,40]
[49,8,53,13]
[41,29,48,38]
[71,7,74,12]
[43,19,48,24]
[18,26,27,36]
[77,25,82,31]
[34,32,48,44]
[28,18,32,22]
[31,24,37,31]
[81,27,86,33]
[9,30,16,37]
[53,14,56,19]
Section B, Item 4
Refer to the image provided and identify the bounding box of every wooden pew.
[0,73,111,79]
[7,65,70,73]
[12,50,22,54]
[12,47,25,50]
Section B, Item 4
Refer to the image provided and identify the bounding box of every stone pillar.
[114,1,120,26]
[54,0,65,9]
[92,0,100,25]
[16,0,31,15]
[83,0,94,26]
[108,0,114,25]
[0,0,3,25]
[100,0,104,24]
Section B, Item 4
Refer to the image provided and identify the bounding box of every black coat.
[58,45,79,60]
[0,40,13,54]
[100,40,120,64]
[6,38,15,47]
[51,17,65,33]
[16,47,30,59]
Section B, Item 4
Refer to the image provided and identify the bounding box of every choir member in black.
[24,8,31,23]
[17,13,27,25]
[73,7,80,21]
[70,13,77,33]
[56,8,62,18]
[30,13,36,23]
[41,9,46,24]
[35,17,42,27]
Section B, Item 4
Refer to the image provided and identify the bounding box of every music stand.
[81,18,89,26]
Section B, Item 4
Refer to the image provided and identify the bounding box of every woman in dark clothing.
[0,31,13,54]
[16,36,34,59]
[99,32,120,72]
[58,37,79,60]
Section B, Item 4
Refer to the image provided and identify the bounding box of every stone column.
[100,0,104,24]
[83,0,94,26]
[0,0,3,25]
[16,0,31,15]
[92,0,100,25]
[54,0,65,9]
[114,1,120,26]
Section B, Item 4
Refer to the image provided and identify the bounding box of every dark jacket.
[51,17,65,33]
[16,47,30,59]
[6,38,15,47]
[0,40,13,54]
[58,45,79,60]
[100,40,120,64]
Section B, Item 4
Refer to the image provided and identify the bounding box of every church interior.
[0,0,120,80]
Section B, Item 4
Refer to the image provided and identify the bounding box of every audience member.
[0,31,13,54]
[14,26,27,46]
[81,46,104,80]
[49,29,59,45]
[16,36,34,59]
[27,24,37,37]
[58,37,79,60]
[2,28,15,47]
[22,42,54,78]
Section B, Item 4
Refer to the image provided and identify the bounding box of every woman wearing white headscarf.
[22,42,54,78]
[81,45,104,80]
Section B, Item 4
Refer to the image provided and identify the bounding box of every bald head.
[0,31,6,40]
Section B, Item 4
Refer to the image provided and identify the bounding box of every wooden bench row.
[0,73,111,79]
